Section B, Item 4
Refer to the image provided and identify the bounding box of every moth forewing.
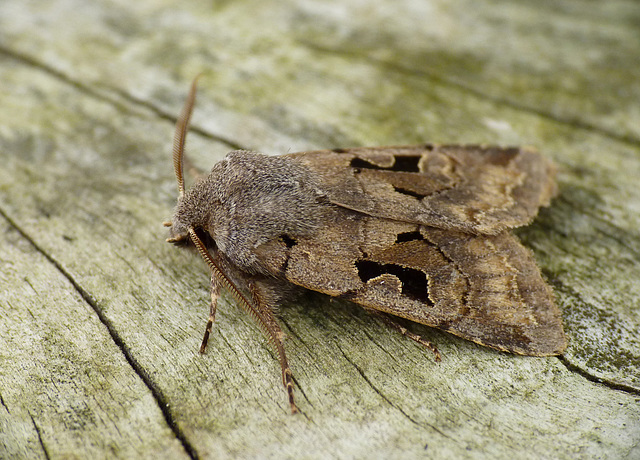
[290,145,558,235]
[166,79,566,414]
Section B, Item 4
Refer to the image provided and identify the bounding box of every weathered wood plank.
[0,214,188,458]
[0,0,638,458]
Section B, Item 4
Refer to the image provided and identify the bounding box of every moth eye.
[194,227,217,249]
[280,234,297,248]
[355,260,430,303]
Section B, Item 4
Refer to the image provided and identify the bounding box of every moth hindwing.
[165,79,566,413]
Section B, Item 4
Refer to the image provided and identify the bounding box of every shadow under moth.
[164,79,567,413]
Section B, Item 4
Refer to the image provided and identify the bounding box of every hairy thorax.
[172,150,329,273]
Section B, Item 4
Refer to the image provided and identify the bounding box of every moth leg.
[185,227,297,411]
[248,280,298,414]
[199,275,221,354]
[365,308,441,362]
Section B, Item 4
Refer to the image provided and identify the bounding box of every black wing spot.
[350,155,421,172]
[350,157,378,169]
[355,260,429,303]
[390,155,421,172]
[393,186,425,199]
[280,234,297,248]
[395,231,424,243]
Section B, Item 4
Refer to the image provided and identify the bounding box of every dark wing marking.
[270,206,565,356]
[288,144,557,235]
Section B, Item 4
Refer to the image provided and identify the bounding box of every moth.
[165,79,567,413]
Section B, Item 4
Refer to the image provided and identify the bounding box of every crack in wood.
[335,343,452,439]
[0,44,244,152]
[29,413,51,460]
[297,41,640,148]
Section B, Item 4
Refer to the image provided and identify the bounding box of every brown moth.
[164,79,567,413]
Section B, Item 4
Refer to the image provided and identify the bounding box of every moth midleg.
[199,275,221,354]
[364,307,441,362]
[248,280,298,413]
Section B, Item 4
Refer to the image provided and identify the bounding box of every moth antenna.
[173,75,201,197]
[187,227,298,413]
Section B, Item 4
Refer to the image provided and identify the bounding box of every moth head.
[164,75,213,256]
[164,199,193,246]
[166,184,217,246]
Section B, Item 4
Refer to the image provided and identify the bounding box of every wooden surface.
[1,1,639,458]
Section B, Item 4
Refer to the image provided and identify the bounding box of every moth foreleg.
[199,275,221,354]
[248,280,298,414]
[365,308,442,362]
